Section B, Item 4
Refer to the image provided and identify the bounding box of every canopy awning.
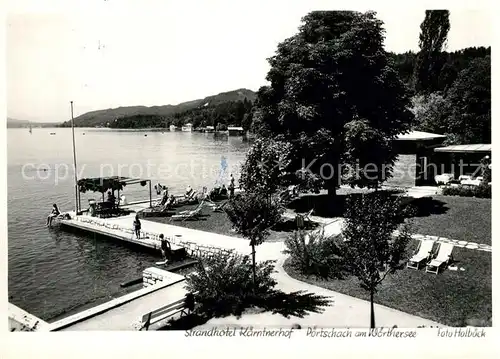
[77,176,150,193]
[434,144,492,153]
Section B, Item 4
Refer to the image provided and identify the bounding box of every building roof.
[395,131,446,141]
[434,144,492,153]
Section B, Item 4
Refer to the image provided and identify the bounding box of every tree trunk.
[251,242,257,294]
[326,181,337,216]
[370,290,376,329]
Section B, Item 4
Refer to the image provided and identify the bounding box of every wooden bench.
[139,294,194,331]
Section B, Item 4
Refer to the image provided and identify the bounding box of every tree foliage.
[226,192,284,247]
[185,252,332,319]
[413,10,450,94]
[445,57,491,144]
[239,138,293,198]
[185,253,278,318]
[411,57,490,145]
[389,47,490,93]
[412,92,451,134]
[341,193,412,328]
[252,11,414,195]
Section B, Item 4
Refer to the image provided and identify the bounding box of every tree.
[412,92,451,134]
[252,11,414,200]
[225,192,284,290]
[341,193,412,328]
[413,10,450,94]
[239,138,293,198]
[445,57,491,144]
[387,46,491,94]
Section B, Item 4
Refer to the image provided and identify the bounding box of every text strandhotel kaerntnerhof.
[184,327,487,339]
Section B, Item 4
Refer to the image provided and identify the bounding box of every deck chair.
[212,201,228,212]
[206,200,228,212]
[425,242,454,274]
[407,239,435,270]
[172,201,204,221]
[140,202,175,217]
[176,191,198,206]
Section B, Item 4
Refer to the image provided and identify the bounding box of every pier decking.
[60,210,187,254]
[47,273,187,331]
[59,210,284,263]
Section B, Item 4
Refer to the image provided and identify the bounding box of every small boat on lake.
[205,125,215,133]
[181,123,193,132]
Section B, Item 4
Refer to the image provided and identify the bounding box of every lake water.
[7,128,250,321]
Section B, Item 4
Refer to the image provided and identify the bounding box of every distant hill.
[7,117,61,128]
[6,118,29,128]
[63,88,257,128]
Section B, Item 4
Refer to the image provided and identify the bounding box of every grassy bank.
[284,246,492,326]
[283,195,492,326]
[147,202,318,242]
[408,195,491,245]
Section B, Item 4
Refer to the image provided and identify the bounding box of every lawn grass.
[284,245,492,326]
[407,195,491,245]
[150,193,492,326]
[146,202,318,242]
[283,195,492,327]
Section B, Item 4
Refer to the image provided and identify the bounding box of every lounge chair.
[425,242,454,274]
[176,191,198,205]
[171,201,204,221]
[434,173,454,185]
[406,239,435,270]
[205,200,228,212]
[139,202,175,217]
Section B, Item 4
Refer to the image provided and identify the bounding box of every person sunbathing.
[46,204,60,227]
[185,185,193,198]
[165,195,177,208]
[160,186,169,205]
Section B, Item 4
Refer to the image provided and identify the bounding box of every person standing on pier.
[133,214,142,239]
[228,174,235,199]
[159,234,171,262]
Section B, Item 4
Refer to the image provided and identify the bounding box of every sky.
[5,1,493,123]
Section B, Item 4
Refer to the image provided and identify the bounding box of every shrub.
[185,252,278,318]
[442,184,491,198]
[283,229,347,279]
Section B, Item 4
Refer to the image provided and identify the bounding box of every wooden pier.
[59,212,186,255]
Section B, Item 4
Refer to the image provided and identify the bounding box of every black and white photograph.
[2,0,493,350]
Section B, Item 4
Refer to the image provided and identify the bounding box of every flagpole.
[71,101,79,213]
